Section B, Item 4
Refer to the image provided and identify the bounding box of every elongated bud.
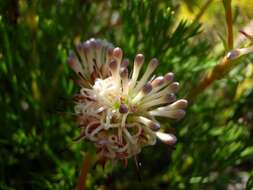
[68,52,83,75]
[129,54,144,89]
[109,58,117,69]
[121,58,129,68]
[89,38,97,48]
[149,122,160,131]
[168,82,179,93]
[164,72,174,82]
[135,54,144,64]
[133,58,158,93]
[156,132,177,145]
[148,72,174,95]
[150,58,158,68]
[141,93,177,110]
[83,41,91,52]
[172,109,186,120]
[226,46,253,61]
[226,50,240,60]
[107,47,113,57]
[102,47,114,77]
[135,116,160,131]
[95,40,102,49]
[142,82,152,94]
[120,67,129,79]
[167,99,188,110]
[76,43,83,53]
[113,47,123,59]
[165,93,176,103]
[132,82,152,103]
[120,67,129,94]
[151,76,165,87]
[149,108,186,119]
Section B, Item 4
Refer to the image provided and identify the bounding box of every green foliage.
[0,0,253,189]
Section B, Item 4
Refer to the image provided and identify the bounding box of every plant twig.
[223,0,234,49]
[187,0,235,102]
[75,154,92,190]
[187,45,253,102]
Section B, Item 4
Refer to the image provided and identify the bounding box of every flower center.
[93,77,131,113]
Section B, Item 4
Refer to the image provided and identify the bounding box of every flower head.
[68,38,187,163]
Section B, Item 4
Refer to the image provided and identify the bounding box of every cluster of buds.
[68,38,187,163]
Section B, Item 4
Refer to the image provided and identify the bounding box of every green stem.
[223,0,234,49]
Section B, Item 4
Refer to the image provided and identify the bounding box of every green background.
[1,0,253,189]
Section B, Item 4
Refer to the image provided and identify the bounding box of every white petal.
[156,131,177,145]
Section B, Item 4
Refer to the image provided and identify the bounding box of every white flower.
[68,38,187,163]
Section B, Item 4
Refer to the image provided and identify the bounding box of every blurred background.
[1,0,253,189]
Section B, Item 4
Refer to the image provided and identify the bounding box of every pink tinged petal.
[142,82,153,94]
[141,93,176,109]
[156,131,177,145]
[147,72,174,97]
[109,59,118,71]
[68,53,83,74]
[102,47,114,77]
[142,82,179,103]
[94,40,103,69]
[89,38,97,48]
[151,76,165,88]
[149,122,161,131]
[169,82,180,93]
[113,47,123,60]
[76,44,88,74]
[109,50,121,86]
[70,78,89,87]
[136,116,160,131]
[82,41,94,72]
[164,72,174,83]
[149,109,186,120]
[120,67,128,79]
[134,58,158,93]
[120,67,129,94]
[151,99,188,119]
[129,54,144,89]
[109,59,119,81]
[121,58,129,68]
[119,114,128,143]
[87,39,103,79]
[120,67,128,78]
[112,48,122,79]
[160,99,188,110]
[132,82,152,103]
